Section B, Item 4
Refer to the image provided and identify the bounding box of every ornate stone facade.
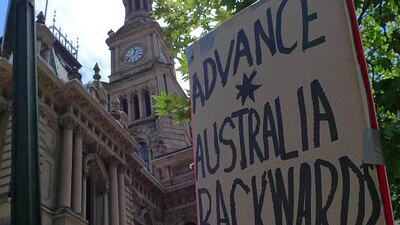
[0,1,196,225]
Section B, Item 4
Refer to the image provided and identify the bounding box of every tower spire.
[123,0,153,22]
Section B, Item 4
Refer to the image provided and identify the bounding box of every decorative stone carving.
[111,97,121,120]
[74,125,86,138]
[59,116,77,130]
[108,156,121,167]
[0,95,8,113]
[83,168,90,178]
[38,105,46,118]
[156,141,167,154]
[38,104,57,127]
[36,11,46,24]
[164,205,196,222]
[98,179,110,194]
[118,164,128,173]
[172,162,191,177]
[67,66,82,81]
[93,63,101,80]
[44,126,57,153]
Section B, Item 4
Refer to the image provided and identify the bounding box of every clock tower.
[104,0,192,186]
[106,0,171,82]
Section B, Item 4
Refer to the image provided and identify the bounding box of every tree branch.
[358,0,372,25]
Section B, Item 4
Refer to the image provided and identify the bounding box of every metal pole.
[11,0,42,224]
[44,0,48,20]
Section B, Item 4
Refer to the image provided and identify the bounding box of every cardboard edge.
[189,58,199,223]
[344,0,395,224]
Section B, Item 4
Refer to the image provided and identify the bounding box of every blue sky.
[0,0,11,37]
[0,0,189,90]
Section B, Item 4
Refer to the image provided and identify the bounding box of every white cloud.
[35,0,189,91]
[36,0,123,83]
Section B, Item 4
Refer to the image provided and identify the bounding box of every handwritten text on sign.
[189,0,385,224]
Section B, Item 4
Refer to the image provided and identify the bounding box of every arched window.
[86,176,93,225]
[134,0,140,10]
[139,142,149,171]
[122,97,128,115]
[127,0,132,12]
[144,89,151,117]
[107,94,111,112]
[143,0,148,10]
[144,213,153,225]
[163,74,169,93]
[133,94,140,120]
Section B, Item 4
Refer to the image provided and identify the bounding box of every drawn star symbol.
[236,69,262,106]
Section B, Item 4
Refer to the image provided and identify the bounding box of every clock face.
[125,45,145,63]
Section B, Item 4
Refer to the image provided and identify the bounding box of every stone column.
[161,166,171,180]
[150,91,155,115]
[103,182,110,225]
[118,167,127,225]
[114,48,120,74]
[58,117,76,208]
[72,126,84,214]
[43,49,51,63]
[82,171,89,219]
[109,159,119,225]
[139,90,146,118]
[36,38,42,54]
[110,47,115,73]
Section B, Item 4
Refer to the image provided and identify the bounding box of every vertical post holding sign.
[10,0,42,225]
[188,0,394,224]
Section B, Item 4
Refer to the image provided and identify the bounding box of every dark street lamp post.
[10,0,42,224]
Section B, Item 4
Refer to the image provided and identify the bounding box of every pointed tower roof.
[93,63,101,80]
[36,11,46,24]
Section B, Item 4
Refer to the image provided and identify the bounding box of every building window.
[122,98,128,115]
[163,74,168,94]
[144,89,151,117]
[139,142,149,171]
[135,0,140,10]
[133,94,140,120]
[128,0,132,12]
[144,213,153,225]
[143,0,148,10]
[107,94,111,112]
[86,177,93,225]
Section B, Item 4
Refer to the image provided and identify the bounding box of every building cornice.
[106,21,162,46]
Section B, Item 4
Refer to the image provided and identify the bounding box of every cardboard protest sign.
[188,0,394,224]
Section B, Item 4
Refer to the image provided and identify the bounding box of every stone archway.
[84,153,107,182]
[144,212,154,225]
[83,153,108,225]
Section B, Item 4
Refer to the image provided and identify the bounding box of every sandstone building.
[0,0,196,224]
